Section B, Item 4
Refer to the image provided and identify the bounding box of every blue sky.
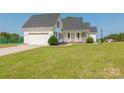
[0,13,124,38]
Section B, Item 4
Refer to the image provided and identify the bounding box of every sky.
[0,13,124,39]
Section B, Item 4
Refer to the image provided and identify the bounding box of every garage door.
[28,33,50,45]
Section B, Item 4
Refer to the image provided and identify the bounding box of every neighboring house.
[22,13,97,45]
[105,39,114,43]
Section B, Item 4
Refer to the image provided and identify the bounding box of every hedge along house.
[22,13,97,45]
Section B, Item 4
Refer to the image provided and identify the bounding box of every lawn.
[0,42,124,79]
[0,43,18,48]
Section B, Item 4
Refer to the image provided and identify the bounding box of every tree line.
[104,32,124,42]
[0,32,23,43]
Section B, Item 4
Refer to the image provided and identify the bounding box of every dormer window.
[61,28,64,31]
[57,21,60,28]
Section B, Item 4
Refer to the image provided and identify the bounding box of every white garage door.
[28,32,50,45]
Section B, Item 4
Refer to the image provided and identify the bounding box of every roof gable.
[62,17,83,30]
[90,27,97,32]
[63,17,97,32]
[82,22,90,29]
[23,13,59,28]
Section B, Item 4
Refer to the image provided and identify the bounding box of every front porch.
[63,32,89,43]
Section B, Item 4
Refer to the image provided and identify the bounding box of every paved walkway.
[0,43,72,57]
[0,45,45,56]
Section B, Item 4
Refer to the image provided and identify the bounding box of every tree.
[20,36,24,43]
[104,32,124,42]
[8,33,20,43]
[0,32,11,43]
[0,32,22,43]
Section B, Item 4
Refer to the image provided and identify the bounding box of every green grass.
[0,43,18,48]
[0,42,124,79]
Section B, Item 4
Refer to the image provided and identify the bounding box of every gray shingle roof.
[90,27,97,32]
[82,22,90,29]
[23,13,59,28]
[62,17,83,30]
[63,17,97,32]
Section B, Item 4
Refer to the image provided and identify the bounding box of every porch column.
[86,32,89,37]
[79,33,82,41]
[70,33,72,42]
[82,32,86,42]
[74,33,76,42]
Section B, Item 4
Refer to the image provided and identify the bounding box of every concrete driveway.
[0,45,45,56]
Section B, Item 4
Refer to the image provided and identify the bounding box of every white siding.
[89,34,96,42]
[53,16,64,43]
[23,30,53,45]
[63,31,88,43]
[24,32,28,44]
[63,33,70,42]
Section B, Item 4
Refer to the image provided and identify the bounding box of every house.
[105,39,114,43]
[22,13,97,45]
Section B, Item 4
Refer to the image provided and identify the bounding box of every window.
[82,32,86,37]
[28,33,33,35]
[28,33,48,35]
[59,33,63,39]
[59,33,62,40]
[77,33,80,39]
[39,33,48,35]
[61,28,64,31]
[68,33,70,39]
[57,21,60,28]
[54,32,55,36]
[54,32,57,38]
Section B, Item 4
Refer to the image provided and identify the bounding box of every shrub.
[48,36,58,45]
[86,37,94,43]
[101,38,104,43]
